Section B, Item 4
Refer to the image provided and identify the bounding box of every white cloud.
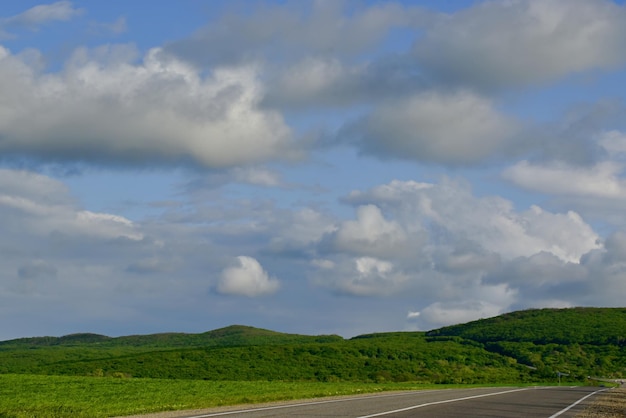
[316,256,408,297]
[484,251,587,290]
[406,311,420,319]
[265,207,337,255]
[415,0,626,90]
[332,204,408,258]
[434,246,500,275]
[0,169,141,241]
[350,91,517,165]
[217,256,280,297]
[416,299,508,328]
[3,1,626,340]
[346,178,599,263]
[0,45,293,168]
[483,251,592,321]
[503,160,626,199]
[521,206,600,263]
[0,168,623,338]
[408,282,518,328]
[345,180,433,204]
[502,129,626,226]
[312,178,612,329]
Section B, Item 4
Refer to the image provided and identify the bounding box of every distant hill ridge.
[1,308,624,383]
[0,324,343,348]
[4,307,625,347]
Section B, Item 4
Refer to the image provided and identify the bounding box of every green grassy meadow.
[0,374,464,418]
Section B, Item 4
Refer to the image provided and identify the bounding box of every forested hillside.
[427,307,626,345]
[427,308,626,380]
[1,308,624,384]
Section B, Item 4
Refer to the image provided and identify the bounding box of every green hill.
[425,307,626,380]
[0,325,342,349]
[426,307,626,345]
[1,308,624,384]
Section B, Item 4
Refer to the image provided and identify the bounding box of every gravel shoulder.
[575,387,626,418]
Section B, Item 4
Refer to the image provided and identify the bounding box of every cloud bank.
[1,0,626,339]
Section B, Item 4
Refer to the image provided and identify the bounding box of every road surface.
[129,386,607,418]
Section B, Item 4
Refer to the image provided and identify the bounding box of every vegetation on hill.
[427,307,626,345]
[426,308,626,380]
[0,325,342,349]
[1,308,624,384]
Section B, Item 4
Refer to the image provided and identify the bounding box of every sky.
[1,0,626,340]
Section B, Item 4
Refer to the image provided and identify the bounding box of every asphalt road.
[159,386,606,418]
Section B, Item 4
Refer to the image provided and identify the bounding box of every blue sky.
[2,0,626,340]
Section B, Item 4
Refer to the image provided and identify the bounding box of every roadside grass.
[0,374,437,417]
[0,374,534,418]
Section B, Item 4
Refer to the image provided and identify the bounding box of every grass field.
[0,374,467,418]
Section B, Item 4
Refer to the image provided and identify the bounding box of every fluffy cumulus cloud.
[316,178,625,329]
[0,45,293,168]
[414,298,511,329]
[478,230,626,313]
[312,256,408,297]
[484,251,587,301]
[217,256,280,297]
[347,91,518,165]
[266,207,337,256]
[414,0,626,90]
[346,179,600,263]
[331,204,408,258]
[0,165,624,336]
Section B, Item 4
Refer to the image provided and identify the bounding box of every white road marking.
[185,399,345,417]
[355,387,531,418]
[548,388,609,418]
[183,390,451,417]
